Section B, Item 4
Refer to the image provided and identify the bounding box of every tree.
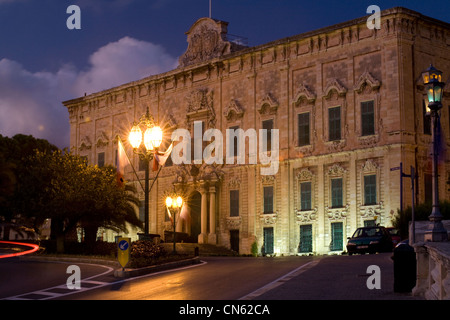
[391,201,450,239]
[0,134,58,240]
[20,149,142,252]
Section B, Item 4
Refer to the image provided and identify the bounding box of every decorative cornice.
[327,163,347,176]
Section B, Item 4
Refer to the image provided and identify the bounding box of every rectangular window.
[330,222,343,251]
[297,113,310,146]
[263,186,274,214]
[331,178,343,208]
[192,121,205,162]
[228,126,240,158]
[263,227,274,254]
[361,101,375,136]
[230,190,239,217]
[97,152,105,167]
[300,182,312,211]
[364,175,377,205]
[328,106,341,141]
[299,224,313,253]
[262,119,273,151]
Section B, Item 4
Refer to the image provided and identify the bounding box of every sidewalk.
[254,253,424,300]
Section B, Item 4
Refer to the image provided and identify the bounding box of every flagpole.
[148,139,174,194]
[118,136,145,192]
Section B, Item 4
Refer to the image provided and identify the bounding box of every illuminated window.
[263,186,274,214]
[364,175,377,205]
[300,182,312,211]
[331,178,343,208]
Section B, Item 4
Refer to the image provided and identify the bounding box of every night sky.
[1,0,449,149]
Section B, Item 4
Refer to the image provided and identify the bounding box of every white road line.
[2,260,207,300]
[239,259,322,300]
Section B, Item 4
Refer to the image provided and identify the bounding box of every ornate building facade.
[63,7,450,255]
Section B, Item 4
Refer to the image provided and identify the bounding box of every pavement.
[251,252,424,300]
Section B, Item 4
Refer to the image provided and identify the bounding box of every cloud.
[0,37,178,149]
[74,36,177,96]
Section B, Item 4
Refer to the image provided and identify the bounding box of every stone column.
[208,185,217,244]
[412,243,429,297]
[198,186,208,244]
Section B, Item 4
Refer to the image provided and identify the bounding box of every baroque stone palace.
[63,7,450,255]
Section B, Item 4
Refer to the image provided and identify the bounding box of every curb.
[114,257,201,278]
[20,255,120,267]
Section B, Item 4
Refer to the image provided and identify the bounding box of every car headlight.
[347,242,356,246]
[370,241,379,245]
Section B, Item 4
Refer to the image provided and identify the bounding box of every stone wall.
[413,242,450,300]
[63,8,450,255]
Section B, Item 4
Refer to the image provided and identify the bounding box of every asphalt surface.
[252,252,423,300]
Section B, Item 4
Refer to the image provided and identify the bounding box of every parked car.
[347,226,393,255]
[386,227,401,247]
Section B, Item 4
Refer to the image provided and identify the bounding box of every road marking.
[238,259,322,300]
[2,260,207,300]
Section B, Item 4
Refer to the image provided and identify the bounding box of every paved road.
[252,253,422,300]
[57,256,317,300]
[1,250,422,301]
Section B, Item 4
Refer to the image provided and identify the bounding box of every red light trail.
[0,241,39,259]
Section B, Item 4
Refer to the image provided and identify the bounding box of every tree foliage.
[391,201,450,239]
[0,134,143,250]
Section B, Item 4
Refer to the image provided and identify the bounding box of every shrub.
[129,240,167,268]
[391,200,450,239]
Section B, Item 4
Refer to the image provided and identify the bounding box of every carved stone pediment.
[179,18,243,67]
[96,131,109,148]
[224,99,244,121]
[260,212,278,225]
[323,79,347,99]
[79,136,92,151]
[293,83,316,105]
[353,71,381,93]
[296,208,318,223]
[258,93,279,115]
[186,88,216,128]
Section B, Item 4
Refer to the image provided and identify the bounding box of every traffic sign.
[117,237,131,269]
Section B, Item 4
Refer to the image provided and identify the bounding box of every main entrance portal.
[189,192,202,242]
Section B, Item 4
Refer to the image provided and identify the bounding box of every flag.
[166,206,173,224]
[153,142,174,171]
[117,138,130,188]
[179,203,190,222]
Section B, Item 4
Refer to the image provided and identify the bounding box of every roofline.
[62,6,450,107]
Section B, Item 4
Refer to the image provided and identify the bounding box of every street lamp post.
[129,107,163,237]
[166,195,183,254]
[422,65,448,242]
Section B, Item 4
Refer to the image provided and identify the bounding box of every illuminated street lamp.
[166,195,183,254]
[129,107,163,237]
[421,65,448,242]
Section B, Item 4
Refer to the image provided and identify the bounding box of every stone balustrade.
[413,242,450,300]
